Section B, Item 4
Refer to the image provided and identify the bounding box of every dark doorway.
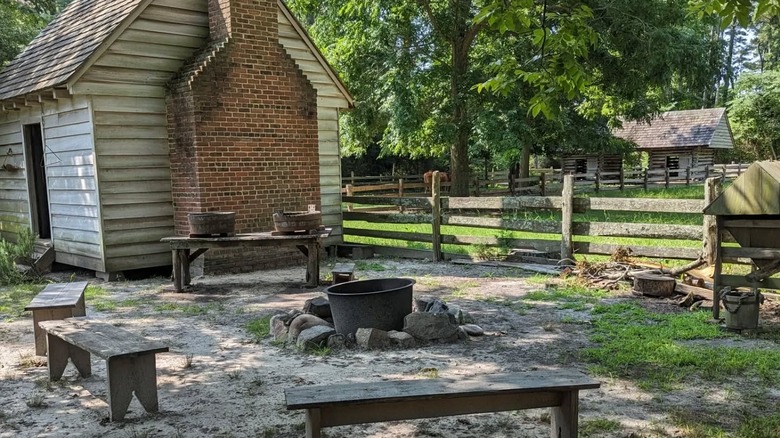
[23,123,50,239]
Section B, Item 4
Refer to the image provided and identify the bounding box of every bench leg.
[305,408,322,438]
[550,390,579,438]
[47,334,91,380]
[172,250,182,291]
[33,308,74,356]
[107,354,159,421]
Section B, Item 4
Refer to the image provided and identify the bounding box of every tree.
[0,0,69,67]
[728,70,780,160]
[290,0,724,194]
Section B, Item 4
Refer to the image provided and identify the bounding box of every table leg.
[306,241,320,288]
[181,249,191,286]
[172,250,182,292]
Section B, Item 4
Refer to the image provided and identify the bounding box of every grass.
[583,303,780,390]
[580,418,621,436]
[0,283,44,320]
[246,315,272,342]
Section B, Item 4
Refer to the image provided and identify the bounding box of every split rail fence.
[342,163,750,200]
[342,175,733,264]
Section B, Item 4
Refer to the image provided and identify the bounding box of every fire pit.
[324,278,414,336]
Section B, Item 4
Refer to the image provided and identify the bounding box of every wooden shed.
[561,153,623,178]
[0,0,353,279]
[613,108,734,172]
[703,161,780,319]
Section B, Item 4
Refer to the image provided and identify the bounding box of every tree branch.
[417,0,446,42]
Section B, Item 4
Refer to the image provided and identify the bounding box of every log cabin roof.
[613,108,732,150]
[0,0,352,106]
[0,0,146,101]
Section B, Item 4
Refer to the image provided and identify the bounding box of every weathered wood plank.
[38,318,168,360]
[720,274,780,290]
[343,228,431,243]
[444,215,561,233]
[574,222,701,240]
[285,370,598,409]
[343,211,431,224]
[582,198,704,213]
[721,247,780,259]
[444,196,563,210]
[25,281,88,310]
[342,196,432,208]
[573,242,701,260]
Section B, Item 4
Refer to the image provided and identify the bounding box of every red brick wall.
[167,0,321,273]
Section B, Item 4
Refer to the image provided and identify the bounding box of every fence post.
[686,166,691,186]
[619,167,624,191]
[643,169,649,191]
[664,167,670,189]
[432,171,442,262]
[398,179,404,213]
[560,175,574,265]
[473,177,480,197]
[346,184,354,212]
[704,165,710,179]
[539,173,546,196]
[703,176,721,269]
[350,171,355,186]
[594,169,600,193]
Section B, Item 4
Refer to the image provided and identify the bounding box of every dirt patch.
[0,258,776,437]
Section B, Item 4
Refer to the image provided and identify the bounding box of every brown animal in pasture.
[423,170,450,193]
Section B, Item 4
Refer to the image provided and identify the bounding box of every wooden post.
[619,167,624,191]
[398,178,404,213]
[703,177,721,268]
[473,177,480,197]
[686,166,691,186]
[704,165,710,179]
[539,173,546,196]
[560,175,574,264]
[712,215,724,320]
[346,184,354,212]
[664,167,670,189]
[643,169,649,191]
[432,171,442,262]
[594,169,600,193]
[350,171,355,186]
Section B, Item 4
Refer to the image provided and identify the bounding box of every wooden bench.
[331,262,355,284]
[285,369,599,438]
[24,281,88,356]
[38,318,169,421]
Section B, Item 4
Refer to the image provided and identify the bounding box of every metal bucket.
[722,290,761,330]
[324,278,414,336]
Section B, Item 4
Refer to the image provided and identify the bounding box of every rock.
[270,314,289,342]
[296,325,336,350]
[403,312,459,342]
[303,296,331,319]
[462,311,475,324]
[425,298,449,313]
[287,314,332,344]
[355,328,391,349]
[387,330,416,348]
[456,326,469,341]
[447,304,464,324]
[461,324,484,336]
[413,295,435,312]
[327,334,346,350]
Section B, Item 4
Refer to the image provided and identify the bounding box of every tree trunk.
[519,144,531,187]
[448,0,472,197]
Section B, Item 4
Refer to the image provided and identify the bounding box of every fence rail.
[341,163,751,198]
[342,175,736,264]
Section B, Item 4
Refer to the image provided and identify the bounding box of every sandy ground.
[0,258,777,437]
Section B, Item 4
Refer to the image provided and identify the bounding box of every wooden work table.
[161,229,330,291]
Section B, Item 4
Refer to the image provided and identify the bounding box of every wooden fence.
[342,175,734,264]
[341,163,751,198]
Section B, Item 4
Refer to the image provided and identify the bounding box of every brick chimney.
[167,0,320,273]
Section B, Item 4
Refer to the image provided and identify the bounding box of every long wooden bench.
[285,369,600,438]
[24,281,88,356]
[38,318,169,421]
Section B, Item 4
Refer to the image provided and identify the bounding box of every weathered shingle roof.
[613,108,727,149]
[0,0,144,101]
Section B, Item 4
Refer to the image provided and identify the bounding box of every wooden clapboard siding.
[78,0,207,89]
[41,96,104,271]
[0,113,29,238]
[91,91,174,271]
